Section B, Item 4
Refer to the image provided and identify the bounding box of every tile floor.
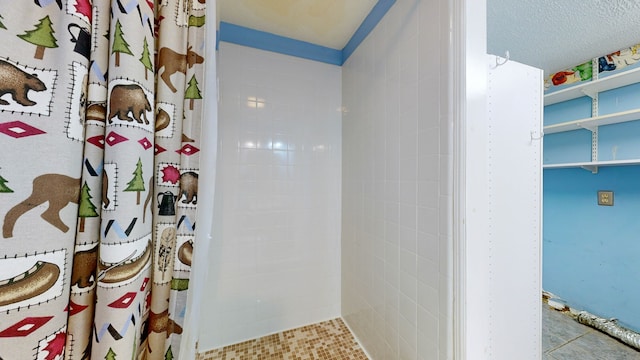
[543,303,640,359]
[198,305,640,359]
[196,318,368,360]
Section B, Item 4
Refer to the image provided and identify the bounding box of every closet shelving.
[543,108,640,134]
[543,159,640,173]
[544,66,640,105]
[543,66,640,172]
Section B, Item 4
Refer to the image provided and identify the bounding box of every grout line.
[545,329,593,354]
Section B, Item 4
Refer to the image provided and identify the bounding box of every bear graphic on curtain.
[0,0,206,359]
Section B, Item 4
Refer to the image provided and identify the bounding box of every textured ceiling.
[488,0,640,74]
[219,0,377,50]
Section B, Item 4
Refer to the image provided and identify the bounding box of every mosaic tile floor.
[197,318,369,360]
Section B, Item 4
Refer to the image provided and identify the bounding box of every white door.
[455,54,543,360]
[485,55,543,359]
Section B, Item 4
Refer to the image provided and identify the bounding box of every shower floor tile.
[197,318,369,360]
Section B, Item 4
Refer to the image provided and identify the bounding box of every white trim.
[451,0,467,357]
[452,0,490,358]
[179,1,219,358]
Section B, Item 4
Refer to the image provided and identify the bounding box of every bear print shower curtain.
[0,0,206,358]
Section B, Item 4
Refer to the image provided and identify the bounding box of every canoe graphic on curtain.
[0,0,206,358]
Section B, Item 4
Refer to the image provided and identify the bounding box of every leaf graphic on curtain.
[74,0,92,22]
[42,331,66,360]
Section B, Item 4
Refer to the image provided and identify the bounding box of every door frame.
[451,0,495,358]
[451,1,542,358]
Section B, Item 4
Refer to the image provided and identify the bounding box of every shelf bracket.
[576,123,598,133]
[580,165,599,174]
[575,122,599,170]
[580,88,598,100]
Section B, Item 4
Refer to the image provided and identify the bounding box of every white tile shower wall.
[208,42,342,348]
[341,1,453,359]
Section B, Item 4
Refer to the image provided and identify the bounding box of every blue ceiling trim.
[219,22,343,66]
[342,0,396,64]
[218,1,395,66]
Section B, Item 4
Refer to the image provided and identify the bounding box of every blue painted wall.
[544,74,640,332]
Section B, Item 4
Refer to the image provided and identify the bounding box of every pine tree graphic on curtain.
[125,158,145,205]
[0,1,207,358]
[165,346,174,360]
[185,75,202,110]
[17,15,58,59]
[0,174,13,193]
[139,37,153,80]
[112,19,132,67]
[105,347,117,360]
[78,181,98,232]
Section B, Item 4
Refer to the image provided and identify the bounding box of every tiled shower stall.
[199,1,453,359]
[341,0,452,358]
[208,42,343,346]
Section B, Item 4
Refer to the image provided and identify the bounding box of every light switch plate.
[598,191,614,206]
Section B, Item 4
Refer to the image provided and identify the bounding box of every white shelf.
[544,108,640,134]
[543,159,640,173]
[544,66,640,105]
[544,66,640,172]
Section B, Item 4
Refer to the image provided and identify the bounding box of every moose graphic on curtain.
[0,0,206,359]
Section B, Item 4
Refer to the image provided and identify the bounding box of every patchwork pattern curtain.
[0,0,206,359]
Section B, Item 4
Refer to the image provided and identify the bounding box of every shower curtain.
[0,0,206,359]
